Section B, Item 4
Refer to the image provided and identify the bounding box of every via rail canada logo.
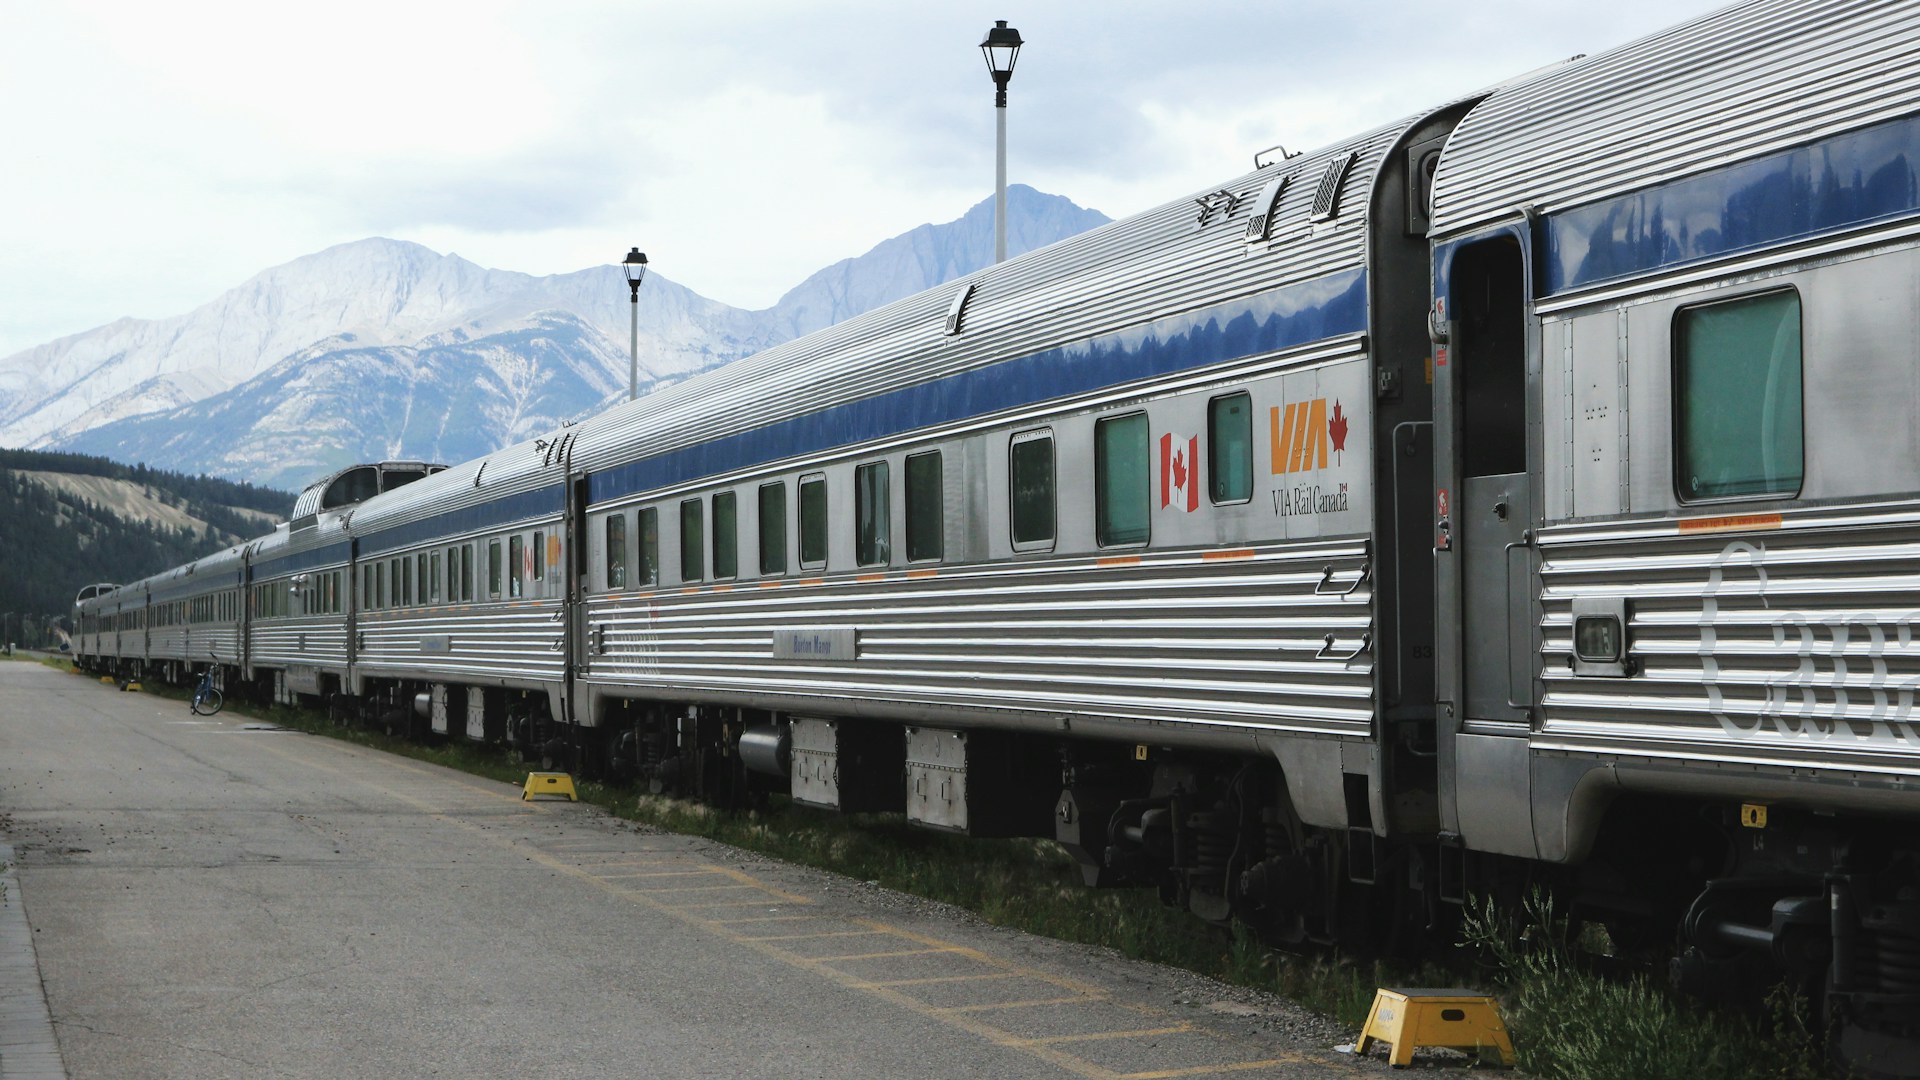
[1269,397,1350,517]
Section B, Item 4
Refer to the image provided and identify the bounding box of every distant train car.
[344,452,566,741]
[74,1,1920,1070]
[139,543,246,685]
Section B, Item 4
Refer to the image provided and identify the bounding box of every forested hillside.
[0,449,293,646]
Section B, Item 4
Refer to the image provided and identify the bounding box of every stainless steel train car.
[70,1,1920,1069]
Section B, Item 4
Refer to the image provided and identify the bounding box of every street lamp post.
[622,247,649,402]
[980,20,1024,264]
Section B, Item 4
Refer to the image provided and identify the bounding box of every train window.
[508,536,524,598]
[759,483,787,576]
[607,514,628,590]
[376,562,387,609]
[855,461,891,566]
[1010,430,1055,549]
[1209,393,1253,503]
[416,553,428,604]
[459,545,473,602]
[488,540,503,599]
[430,552,442,603]
[679,500,704,583]
[532,531,546,594]
[639,508,659,586]
[713,491,738,580]
[1674,288,1803,501]
[905,451,943,562]
[799,475,828,568]
[1096,413,1151,546]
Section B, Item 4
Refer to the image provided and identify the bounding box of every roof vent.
[943,283,976,336]
[1244,175,1292,245]
[1310,152,1358,222]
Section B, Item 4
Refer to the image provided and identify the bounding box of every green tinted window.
[905,451,943,562]
[799,476,828,567]
[713,491,738,579]
[606,513,627,589]
[1209,393,1253,503]
[1095,413,1150,546]
[1676,290,1803,501]
[1010,433,1055,547]
[487,540,501,598]
[759,483,787,575]
[639,508,659,586]
[680,500,704,583]
[856,461,890,566]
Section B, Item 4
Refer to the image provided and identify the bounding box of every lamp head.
[980,20,1023,86]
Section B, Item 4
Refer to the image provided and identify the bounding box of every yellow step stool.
[523,772,578,802]
[1356,987,1515,1068]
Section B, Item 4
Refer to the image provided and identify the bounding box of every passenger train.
[70,1,1920,1070]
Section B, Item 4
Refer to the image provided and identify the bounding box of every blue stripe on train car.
[250,540,354,577]
[354,483,568,558]
[588,267,1369,505]
[1547,113,1920,294]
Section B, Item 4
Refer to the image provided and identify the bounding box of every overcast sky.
[1,0,1735,358]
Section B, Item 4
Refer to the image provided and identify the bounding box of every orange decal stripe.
[1677,513,1784,534]
[1271,404,1294,475]
[1287,401,1314,473]
[1201,548,1257,561]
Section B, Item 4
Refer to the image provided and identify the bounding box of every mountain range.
[0,186,1109,490]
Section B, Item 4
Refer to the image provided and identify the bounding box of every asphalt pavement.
[0,659,1383,1079]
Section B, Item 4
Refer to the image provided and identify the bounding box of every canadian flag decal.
[1160,432,1200,512]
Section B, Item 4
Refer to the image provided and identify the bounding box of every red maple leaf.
[1328,400,1349,454]
[1172,447,1188,490]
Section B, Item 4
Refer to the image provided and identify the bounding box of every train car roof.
[248,513,352,576]
[334,429,573,556]
[555,117,1425,502]
[1429,0,1918,251]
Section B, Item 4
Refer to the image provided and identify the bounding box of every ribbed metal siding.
[251,616,349,673]
[356,602,566,687]
[582,540,1375,738]
[566,124,1407,486]
[1536,505,1920,778]
[1430,0,1920,240]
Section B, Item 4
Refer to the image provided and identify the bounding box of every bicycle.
[190,656,224,716]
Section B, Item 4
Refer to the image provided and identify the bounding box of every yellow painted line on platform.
[736,929,883,943]
[934,995,1094,1013]
[811,946,962,962]
[1115,1062,1307,1079]
[704,914,821,925]
[665,898,811,909]
[1016,1025,1194,1046]
[859,972,1020,988]
[595,869,725,880]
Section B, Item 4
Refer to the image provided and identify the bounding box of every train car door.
[1433,226,1541,858]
